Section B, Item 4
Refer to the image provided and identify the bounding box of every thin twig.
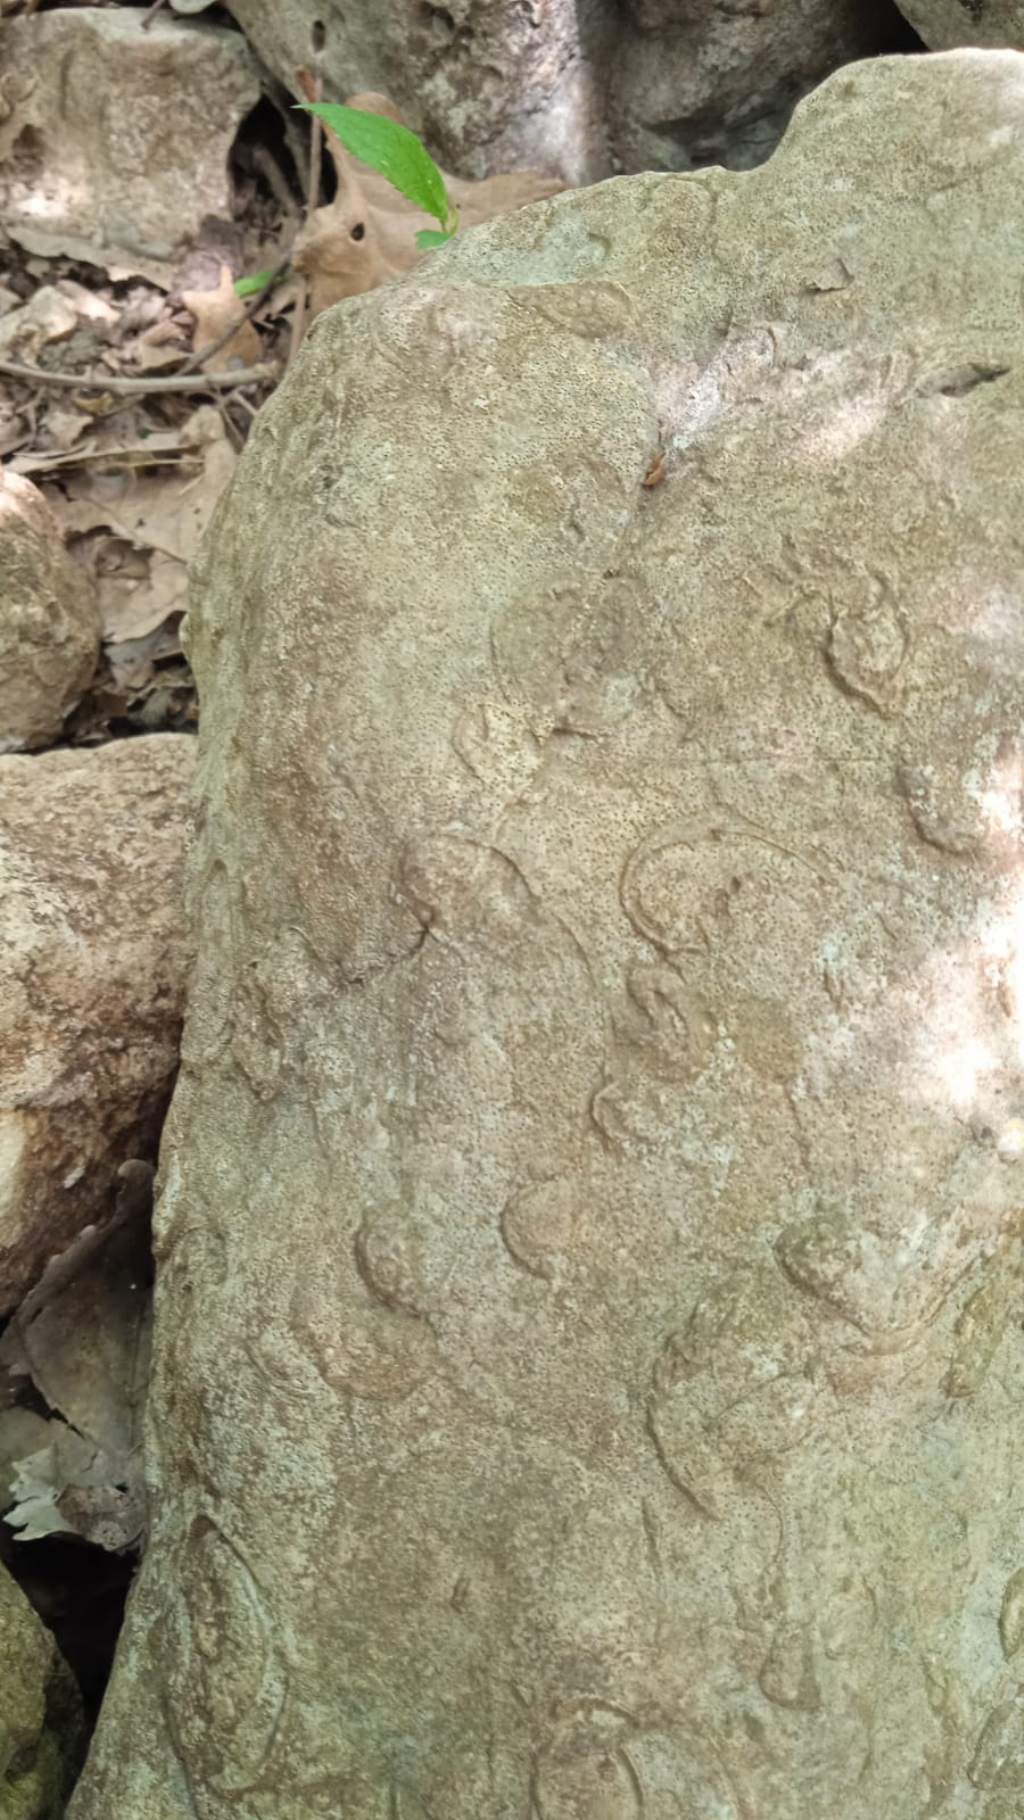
[252,146,302,218]
[289,62,324,368]
[229,391,260,422]
[177,260,290,376]
[14,447,194,476]
[141,0,170,26]
[214,394,247,452]
[0,358,277,394]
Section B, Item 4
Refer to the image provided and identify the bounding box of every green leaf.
[233,269,277,298]
[415,228,453,251]
[299,102,451,231]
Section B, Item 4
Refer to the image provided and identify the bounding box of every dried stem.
[0,358,276,394]
[288,61,325,369]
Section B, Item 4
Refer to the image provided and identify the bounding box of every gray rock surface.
[0,11,259,281]
[0,1564,82,1820]
[225,0,909,180]
[74,49,1024,1820]
[606,0,913,173]
[0,736,194,1314]
[898,0,1024,46]
[0,472,100,755]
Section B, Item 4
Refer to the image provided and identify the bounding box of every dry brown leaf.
[0,285,79,357]
[43,403,95,451]
[181,262,261,370]
[59,532,177,644]
[139,315,189,347]
[0,279,118,368]
[106,616,183,694]
[0,396,28,458]
[5,1427,145,1552]
[108,553,188,649]
[1,1161,152,1553]
[64,531,152,649]
[55,279,119,332]
[17,1215,151,1462]
[92,537,149,583]
[115,292,169,340]
[0,1409,51,1512]
[119,312,190,374]
[14,1161,155,1335]
[292,91,564,319]
[125,339,190,374]
[46,405,236,642]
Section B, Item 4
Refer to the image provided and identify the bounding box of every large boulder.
[73,49,1024,1820]
[0,1564,83,1820]
[0,473,100,755]
[0,736,194,1314]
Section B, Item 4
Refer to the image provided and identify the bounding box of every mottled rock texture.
[226,0,910,181]
[0,11,258,280]
[898,0,1024,46]
[74,49,1024,1820]
[0,473,100,755]
[0,737,193,1313]
[0,1565,82,1820]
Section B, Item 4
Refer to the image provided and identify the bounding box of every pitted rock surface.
[73,51,1024,1820]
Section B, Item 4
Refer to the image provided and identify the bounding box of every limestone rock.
[0,1564,83,1820]
[0,736,193,1314]
[73,49,1024,1820]
[0,12,259,281]
[0,473,100,755]
[897,0,1024,47]
[224,0,908,181]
